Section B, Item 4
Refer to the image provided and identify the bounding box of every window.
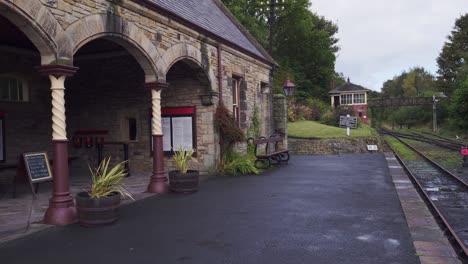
[353,93,365,104]
[340,94,352,105]
[0,76,28,102]
[232,77,241,125]
[128,118,137,141]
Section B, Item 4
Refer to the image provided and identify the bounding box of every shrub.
[221,147,259,176]
[320,110,336,126]
[214,105,244,145]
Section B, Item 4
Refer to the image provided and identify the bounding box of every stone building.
[329,78,370,124]
[0,0,276,224]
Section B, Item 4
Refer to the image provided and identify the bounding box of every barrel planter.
[169,170,199,193]
[75,192,120,227]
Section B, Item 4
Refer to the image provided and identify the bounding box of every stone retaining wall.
[289,137,383,155]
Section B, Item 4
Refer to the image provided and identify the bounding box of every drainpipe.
[217,44,224,160]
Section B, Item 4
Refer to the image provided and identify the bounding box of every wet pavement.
[0,154,419,264]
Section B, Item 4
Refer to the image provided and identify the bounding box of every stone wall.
[0,51,52,164]
[289,137,383,155]
[0,0,274,173]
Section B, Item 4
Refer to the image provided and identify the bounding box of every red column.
[146,82,169,193]
[37,65,78,225]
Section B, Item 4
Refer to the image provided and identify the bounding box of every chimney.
[347,77,350,83]
[330,79,335,91]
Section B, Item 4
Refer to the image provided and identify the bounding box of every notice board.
[23,152,53,183]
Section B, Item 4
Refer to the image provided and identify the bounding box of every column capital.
[36,64,79,78]
[145,81,170,91]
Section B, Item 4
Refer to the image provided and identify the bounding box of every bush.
[221,147,259,176]
[320,110,336,126]
[214,105,244,145]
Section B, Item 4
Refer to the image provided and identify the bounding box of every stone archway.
[158,43,218,92]
[0,0,61,64]
[55,13,160,82]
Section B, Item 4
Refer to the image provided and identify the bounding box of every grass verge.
[288,121,374,139]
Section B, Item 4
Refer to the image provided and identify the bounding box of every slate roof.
[146,0,273,64]
[329,80,371,94]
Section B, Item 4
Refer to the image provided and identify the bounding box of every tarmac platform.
[0,153,461,263]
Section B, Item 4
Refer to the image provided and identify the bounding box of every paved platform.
[0,154,420,263]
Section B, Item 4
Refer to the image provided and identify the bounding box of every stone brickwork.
[0,0,274,174]
[289,137,383,155]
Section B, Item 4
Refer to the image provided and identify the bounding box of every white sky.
[310,0,468,91]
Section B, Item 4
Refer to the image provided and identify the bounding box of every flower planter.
[169,170,199,193]
[75,191,121,227]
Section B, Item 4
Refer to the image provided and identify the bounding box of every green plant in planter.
[88,157,133,200]
[169,146,199,193]
[76,157,133,227]
[172,146,196,173]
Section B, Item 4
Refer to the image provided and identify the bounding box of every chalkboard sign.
[23,152,53,183]
[339,116,358,129]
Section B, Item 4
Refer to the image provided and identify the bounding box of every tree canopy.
[221,0,339,101]
[436,13,468,96]
[380,67,436,98]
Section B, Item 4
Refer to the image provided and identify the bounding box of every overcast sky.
[310,0,468,91]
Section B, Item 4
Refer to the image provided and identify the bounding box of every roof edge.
[132,0,276,66]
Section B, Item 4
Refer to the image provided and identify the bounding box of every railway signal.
[462,148,468,168]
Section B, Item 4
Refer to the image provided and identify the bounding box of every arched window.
[0,75,29,102]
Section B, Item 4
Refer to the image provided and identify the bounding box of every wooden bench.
[247,135,289,168]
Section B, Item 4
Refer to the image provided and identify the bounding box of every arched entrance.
[68,38,152,176]
[162,59,218,172]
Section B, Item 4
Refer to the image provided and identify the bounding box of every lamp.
[283,78,295,97]
[199,91,219,106]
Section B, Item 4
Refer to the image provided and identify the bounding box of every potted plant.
[75,157,133,227]
[169,146,199,193]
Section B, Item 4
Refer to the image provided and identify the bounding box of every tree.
[381,67,436,98]
[448,63,468,129]
[436,13,468,96]
[220,0,339,102]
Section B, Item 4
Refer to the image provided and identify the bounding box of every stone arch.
[0,1,61,64]
[55,13,160,82]
[158,43,218,93]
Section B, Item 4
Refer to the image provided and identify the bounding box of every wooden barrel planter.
[75,192,120,227]
[169,170,199,193]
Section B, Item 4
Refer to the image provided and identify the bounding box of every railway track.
[379,128,464,151]
[380,128,468,260]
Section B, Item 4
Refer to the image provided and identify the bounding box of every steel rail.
[379,128,461,151]
[381,130,468,258]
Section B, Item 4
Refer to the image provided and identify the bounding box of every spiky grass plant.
[88,157,133,200]
[173,146,196,174]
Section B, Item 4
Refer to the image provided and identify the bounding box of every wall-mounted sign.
[0,113,4,162]
[151,107,196,154]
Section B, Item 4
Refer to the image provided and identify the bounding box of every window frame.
[232,76,242,126]
[0,74,29,102]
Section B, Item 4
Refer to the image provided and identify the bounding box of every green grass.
[384,136,419,160]
[288,121,374,139]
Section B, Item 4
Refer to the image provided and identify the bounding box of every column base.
[43,193,76,225]
[146,171,168,193]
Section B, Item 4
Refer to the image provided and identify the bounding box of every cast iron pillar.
[146,81,169,193]
[37,65,78,225]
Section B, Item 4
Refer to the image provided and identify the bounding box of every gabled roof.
[330,79,371,94]
[145,0,275,65]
